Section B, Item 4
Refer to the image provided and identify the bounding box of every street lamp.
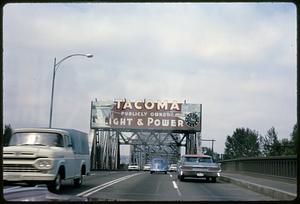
[49,53,93,128]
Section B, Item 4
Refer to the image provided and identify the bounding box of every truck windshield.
[9,132,64,147]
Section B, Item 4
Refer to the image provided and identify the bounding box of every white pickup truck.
[3,128,90,192]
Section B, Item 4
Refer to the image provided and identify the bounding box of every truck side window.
[55,135,64,147]
[66,135,72,147]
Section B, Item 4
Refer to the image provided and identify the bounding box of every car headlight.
[34,159,53,169]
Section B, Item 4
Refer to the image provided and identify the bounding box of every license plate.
[196,173,204,177]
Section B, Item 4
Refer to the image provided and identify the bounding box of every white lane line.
[172,181,182,196]
[170,174,173,178]
[77,174,137,197]
[82,178,127,197]
[172,181,178,189]
[77,177,126,197]
[77,173,142,197]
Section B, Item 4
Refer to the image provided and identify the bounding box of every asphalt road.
[55,171,274,201]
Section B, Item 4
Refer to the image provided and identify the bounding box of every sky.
[3,3,297,154]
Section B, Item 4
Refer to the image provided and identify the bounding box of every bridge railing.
[219,155,297,179]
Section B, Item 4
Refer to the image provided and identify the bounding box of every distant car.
[177,154,221,182]
[168,164,177,172]
[150,157,168,174]
[128,164,140,171]
[143,164,151,171]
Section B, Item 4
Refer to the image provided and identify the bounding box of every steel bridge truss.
[90,129,202,170]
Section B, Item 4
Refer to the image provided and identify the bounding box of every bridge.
[89,99,202,170]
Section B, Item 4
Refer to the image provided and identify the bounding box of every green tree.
[202,146,213,156]
[262,127,282,156]
[290,123,298,154]
[280,138,294,156]
[3,124,13,146]
[202,147,220,161]
[224,128,261,159]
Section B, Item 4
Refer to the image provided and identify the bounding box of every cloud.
[3,3,297,153]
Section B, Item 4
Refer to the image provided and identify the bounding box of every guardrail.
[219,155,297,178]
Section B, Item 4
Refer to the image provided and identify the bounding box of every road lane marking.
[77,173,142,197]
[77,174,137,197]
[170,174,173,178]
[172,181,178,188]
[172,181,182,196]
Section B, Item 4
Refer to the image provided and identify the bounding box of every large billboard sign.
[90,99,201,132]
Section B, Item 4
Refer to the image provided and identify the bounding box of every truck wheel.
[211,177,217,183]
[48,173,62,193]
[74,175,83,187]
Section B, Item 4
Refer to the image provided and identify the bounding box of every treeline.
[223,123,297,160]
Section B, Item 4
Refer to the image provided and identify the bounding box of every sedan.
[128,164,140,171]
[168,164,177,172]
[143,164,151,171]
[150,157,168,174]
[177,154,221,182]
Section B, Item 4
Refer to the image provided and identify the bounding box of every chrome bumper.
[3,172,56,181]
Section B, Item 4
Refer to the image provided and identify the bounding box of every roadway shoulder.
[219,172,297,201]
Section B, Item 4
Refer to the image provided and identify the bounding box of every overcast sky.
[3,3,297,154]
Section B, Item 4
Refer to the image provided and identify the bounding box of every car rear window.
[183,156,212,163]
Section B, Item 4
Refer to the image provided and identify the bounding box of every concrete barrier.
[220,156,297,178]
[219,175,297,200]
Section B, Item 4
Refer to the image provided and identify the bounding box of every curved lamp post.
[49,53,93,128]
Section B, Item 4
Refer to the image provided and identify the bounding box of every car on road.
[128,164,140,171]
[150,157,168,174]
[177,154,221,182]
[143,163,151,171]
[168,164,177,172]
[3,128,90,193]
